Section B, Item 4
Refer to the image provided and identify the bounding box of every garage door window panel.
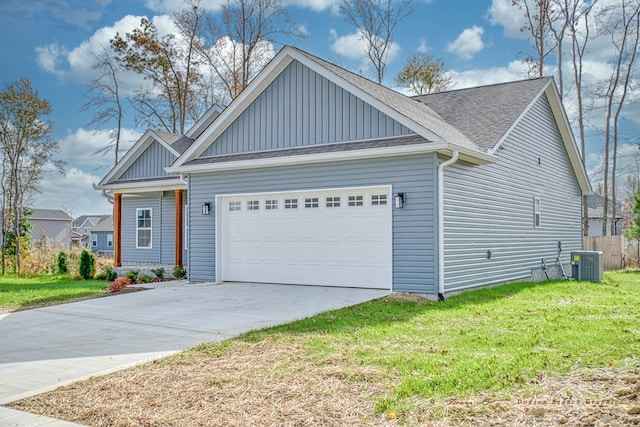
[326,196,341,207]
[229,201,241,211]
[372,195,387,205]
[285,199,298,209]
[247,200,260,210]
[305,197,319,208]
[348,195,364,207]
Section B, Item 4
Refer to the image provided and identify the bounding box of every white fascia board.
[172,49,296,168]
[97,179,186,194]
[169,143,468,174]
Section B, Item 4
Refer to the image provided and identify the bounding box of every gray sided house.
[96,46,590,298]
[90,216,114,255]
[29,209,73,249]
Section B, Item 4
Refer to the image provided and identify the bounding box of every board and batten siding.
[202,60,411,157]
[442,93,582,292]
[121,140,177,180]
[187,154,438,294]
[121,191,184,265]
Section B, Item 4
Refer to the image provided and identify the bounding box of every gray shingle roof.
[412,77,551,152]
[91,216,113,232]
[153,131,195,155]
[183,135,428,167]
[30,209,73,221]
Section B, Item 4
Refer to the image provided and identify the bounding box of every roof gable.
[30,209,73,221]
[171,46,492,171]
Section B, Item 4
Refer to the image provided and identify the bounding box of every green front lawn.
[0,274,108,312]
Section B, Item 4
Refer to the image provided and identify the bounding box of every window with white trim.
[265,199,278,210]
[326,196,340,207]
[348,195,364,207]
[136,208,152,248]
[285,198,298,209]
[91,234,97,247]
[305,197,319,208]
[533,197,541,228]
[107,234,113,248]
[247,200,260,210]
[371,194,387,206]
[229,201,241,211]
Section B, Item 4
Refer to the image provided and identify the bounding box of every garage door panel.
[219,186,391,289]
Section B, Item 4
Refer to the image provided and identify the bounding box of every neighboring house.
[29,209,73,249]
[587,194,623,236]
[73,215,110,248]
[95,46,590,298]
[90,216,114,255]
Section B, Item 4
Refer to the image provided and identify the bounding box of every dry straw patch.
[10,337,392,426]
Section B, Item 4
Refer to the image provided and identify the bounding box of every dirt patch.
[8,337,640,426]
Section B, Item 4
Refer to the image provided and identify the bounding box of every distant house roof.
[30,209,73,221]
[73,215,110,228]
[91,216,113,232]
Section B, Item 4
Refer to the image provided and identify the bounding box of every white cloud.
[448,60,529,89]
[284,0,341,12]
[58,127,141,172]
[35,43,69,78]
[329,29,401,73]
[32,167,112,216]
[446,26,486,60]
[486,0,527,39]
[144,0,224,13]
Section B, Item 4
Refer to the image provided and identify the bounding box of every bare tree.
[0,78,64,273]
[111,15,205,134]
[513,0,557,77]
[598,0,640,236]
[339,0,413,84]
[83,47,125,165]
[196,0,303,101]
[395,52,452,95]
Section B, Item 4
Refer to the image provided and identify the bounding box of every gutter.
[437,150,459,301]
[93,184,114,204]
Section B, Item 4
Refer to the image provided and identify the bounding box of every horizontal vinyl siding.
[203,60,411,157]
[443,94,582,291]
[188,155,437,293]
[121,196,161,263]
[121,141,177,180]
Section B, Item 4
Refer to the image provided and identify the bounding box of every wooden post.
[175,189,184,267]
[114,193,122,267]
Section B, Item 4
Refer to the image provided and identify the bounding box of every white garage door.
[217,186,392,289]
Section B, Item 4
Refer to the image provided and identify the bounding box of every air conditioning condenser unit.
[571,251,603,282]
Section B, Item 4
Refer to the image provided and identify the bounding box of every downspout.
[437,150,459,301]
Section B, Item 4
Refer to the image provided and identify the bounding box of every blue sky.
[0,0,636,215]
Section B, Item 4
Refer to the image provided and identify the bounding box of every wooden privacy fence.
[582,235,626,270]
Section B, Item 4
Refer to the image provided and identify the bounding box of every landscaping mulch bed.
[8,338,640,426]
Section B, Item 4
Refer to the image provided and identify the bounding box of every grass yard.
[0,275,108,313]
[9,271,640,426]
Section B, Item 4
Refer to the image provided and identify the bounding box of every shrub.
[56,251,68,274]
[104,267,118,281]
[173,265,187,279]
[138,273,152,283]
[150,267,165,279]
[78,250,95,279]
[95,272,108,280]
[125,270,138,281]
[108,276,131,293]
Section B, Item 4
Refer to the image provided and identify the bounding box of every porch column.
[114,193,122,267]
[175,189,184,267]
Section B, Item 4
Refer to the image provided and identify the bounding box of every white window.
[348,195,364,207]
[247,200,260,211]
[91,234,97,247]
[372,194,387,206]
[265,199,278,210]
[107,234,113,248]
[229,201,241,211]
[136,208,152,248]
[305,197,319,208]
[285,198,298,209]
[326,196,340,207]
[533,197,541,228]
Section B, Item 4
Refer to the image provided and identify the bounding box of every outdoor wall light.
[394,193,405,209]
[201,202,211,215]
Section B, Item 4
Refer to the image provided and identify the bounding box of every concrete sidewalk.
[0,282,388,426]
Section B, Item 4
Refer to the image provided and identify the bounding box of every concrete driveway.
[0,281,388,425]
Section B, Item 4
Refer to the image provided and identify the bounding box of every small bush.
[125,270,138,281]
[150,267,165,279]
[57,251,68,274]
[78,250,95,279]
[95,272,108,280]
[138,273,152,283]
[173,265,187,279]
[104,267,118,281]
[108,276,131,293]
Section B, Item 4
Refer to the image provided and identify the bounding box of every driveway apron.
[0,282,388,409]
